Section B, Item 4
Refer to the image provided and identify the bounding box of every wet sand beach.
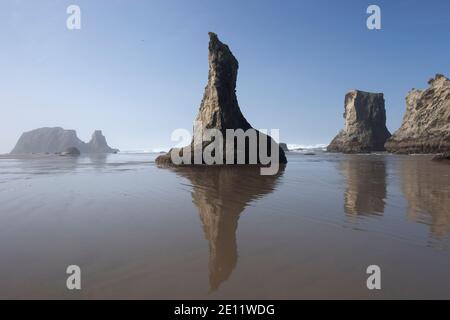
[0,152,449,299]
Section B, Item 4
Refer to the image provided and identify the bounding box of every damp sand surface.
[0,152,449,299]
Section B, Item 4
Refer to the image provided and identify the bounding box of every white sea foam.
[126,144,329,154]
[119,150,154,154]
[286,143,327,151]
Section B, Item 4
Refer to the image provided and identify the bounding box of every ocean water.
[0,152,449,299]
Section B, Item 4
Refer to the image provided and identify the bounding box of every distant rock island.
[327,90,391,153]
[156,32,287,165]
[385,74,450,154]
[10,127,118,154]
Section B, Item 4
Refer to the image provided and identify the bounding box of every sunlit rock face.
[327,90,391,153]
[385,74,450,154]
[194,32,251,134]
[172,166,283,291]
[156,33,287,166]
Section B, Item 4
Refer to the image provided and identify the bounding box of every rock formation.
[327,90,391,153]
[279,143,289,152]
[86,130,119,153]
[432,152,450,162]
[156,32,287,166]
[385,74,450,154]
[10,127,118,154]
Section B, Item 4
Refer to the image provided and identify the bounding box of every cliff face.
[385,74,450,154]
[156,32,287,165]
[10,127,118,154]
[327,90,391,153]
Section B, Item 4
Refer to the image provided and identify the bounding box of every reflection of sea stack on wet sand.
[340,156,387,216]
[156,32,287,166]
[400,157,450,238]
[172,166,283,292]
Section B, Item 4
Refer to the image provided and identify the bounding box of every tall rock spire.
[194,32,251,134]
[156,32,287,166]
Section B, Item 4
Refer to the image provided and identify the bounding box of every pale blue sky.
[1,0,449,153]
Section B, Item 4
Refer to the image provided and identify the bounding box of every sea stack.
[10,127,118,154]
[385,74,450,154]
[87,130,118,153]
[327,90,391,153]
[156,32,287,166]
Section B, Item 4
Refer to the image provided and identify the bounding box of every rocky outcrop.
[327,90,391,153]
[432,152,450,163]
[86,130,119,153]
[279,143,289,152]
[156,32,287,166]
[10,127,118,154]
[385,74,450,154]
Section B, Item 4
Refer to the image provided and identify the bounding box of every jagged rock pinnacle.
[156,33,287,166]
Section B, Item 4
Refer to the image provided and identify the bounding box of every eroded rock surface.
[156,32,287,166]
[327,90,391,153]
[385,74,450,154]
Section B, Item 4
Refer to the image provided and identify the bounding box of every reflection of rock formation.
[172,166,283,292]
[340,156,387,216]
[400,158,450,238]
[88,153,108,170]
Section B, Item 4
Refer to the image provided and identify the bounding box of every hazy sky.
[1,0,449,153]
